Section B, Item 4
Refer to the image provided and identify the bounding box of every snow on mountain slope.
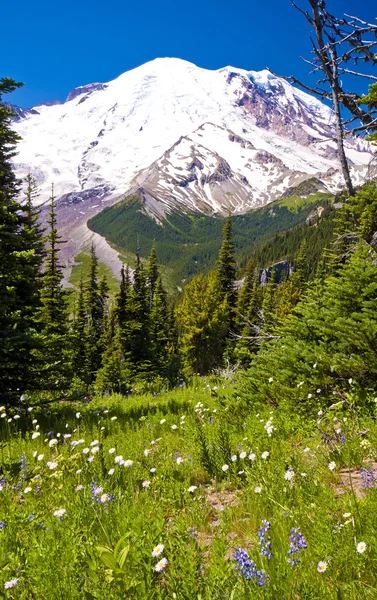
[13,57,372,215]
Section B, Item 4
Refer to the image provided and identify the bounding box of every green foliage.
[88,193,330,287]
[33,187,72,390]
[0,81,46,403]
[237,244,377,412]
[176,271,229,375]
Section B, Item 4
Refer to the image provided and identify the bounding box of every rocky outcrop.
[259,260,292,285]
[66,83,108,103]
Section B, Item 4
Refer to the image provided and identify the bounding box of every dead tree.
[272,1,377,196]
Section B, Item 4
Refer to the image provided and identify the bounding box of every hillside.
[88,191,333,286]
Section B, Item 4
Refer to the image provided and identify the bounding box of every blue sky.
[4,0,376,108]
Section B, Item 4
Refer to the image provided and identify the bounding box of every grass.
[0,379,377,598]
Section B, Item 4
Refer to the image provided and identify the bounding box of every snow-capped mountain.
[13,57,371,217]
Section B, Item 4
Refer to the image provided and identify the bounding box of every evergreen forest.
[2,11,377,597]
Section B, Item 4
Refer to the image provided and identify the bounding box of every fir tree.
[217,215,237,309]
[176,271,229,375]
[35,185,71,389]
[0,79,43,402]
[146,243,159,308]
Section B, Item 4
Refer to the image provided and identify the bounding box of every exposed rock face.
[306,205,325,225]
[5,103,39,120]
[66,83,108,103]
[259,260,291,285]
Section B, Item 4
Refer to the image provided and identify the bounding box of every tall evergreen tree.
[176,271,229,375]
[146,243,159,308]
[35,185,71,389]
[217,215,237,309]
[0,79,44,402]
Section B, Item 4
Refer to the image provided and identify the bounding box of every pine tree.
[0,78,43,402]
[146,244,159,308]
[35,185,71,389]
[149,276,178,380]
[217,215,237,309]
[176,271,229,375]
[128,254,150,372]
[234,259,262,366]
[72,276,90,383]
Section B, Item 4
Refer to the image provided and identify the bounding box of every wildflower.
[91,446,100,454]
[99,493,113,504]
[76,412,80,419]
[356,542,367,554]
[114,455,123,464]
[343,513,352,519]
[288,528,307,566]
[248,453,256,461]
[142,480,151,488]
[108,468,115,475]
[0,521,7,529]
[63,433,71,439]
[261,451,269,459]
[328,462,336,471]
[231,455,237,462]
[123,459,133,467]
[13,415,20,420]
[152,544,164,557]
[155,557,168,572]
[144,449,152,456]
[0,413,6,419]
[75,485,84,492]
[222,464,229,472]
[254,486,262,494]
[317,561,327,573]
[87,455,94,462]
[360,467,377,489]
[53,509,66,518]
[258,520,273,560]
[284,468,295,482]
[303,447,311,453]
[238,470,245,475]
[109,448,115,454]
[150,467,156,473]
[348,378,353,385]
[111,416,117,421]
[46,461,58,470]
[23,487,32,493]
[31,432,40,439]
[49,439,58,447]
[268,377,273,383]
[90,440,99,446]
[176,457,183,465]
[76,469,82,474]
[171,424,178,430]
[33,450,37,457]
[160,419,166,424]
[188,485,197,493]
[4,579,19,589]
[82,448,90,454]
[234,548,268,586]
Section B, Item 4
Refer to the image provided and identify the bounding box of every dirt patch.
[203,487,239,512]
[336,461,377,498]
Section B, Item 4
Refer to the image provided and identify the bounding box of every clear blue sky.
[4,0,376,108]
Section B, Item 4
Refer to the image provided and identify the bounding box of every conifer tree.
[217,215,237,309]
[176,271,229,375]
[0,79,43,402]
[128,254,150,371]
[149,276,178,380]
[35,185,71,389]
[72,276,90,383]
[234,259,262,366]
[146,244,159,307]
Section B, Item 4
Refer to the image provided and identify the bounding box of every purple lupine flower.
[258,520,273,560]
[360,467,377,489]
[288,528,307,566]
